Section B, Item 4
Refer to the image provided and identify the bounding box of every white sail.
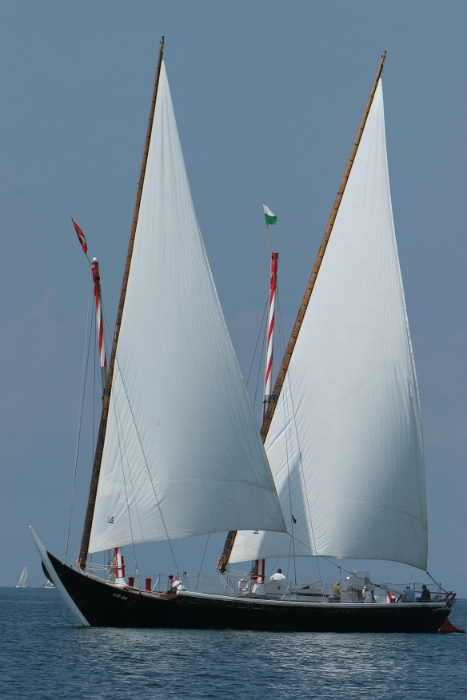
[88,63,286,554]
[231,81,428,570]
[16,567,29,588]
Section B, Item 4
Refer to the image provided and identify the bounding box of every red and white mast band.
[263,252,278,420]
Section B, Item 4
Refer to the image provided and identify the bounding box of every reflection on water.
[1,590,465,699]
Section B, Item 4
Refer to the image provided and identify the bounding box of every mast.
[217,51,387,574]
[78,37,165,569]
[254,247,278,584]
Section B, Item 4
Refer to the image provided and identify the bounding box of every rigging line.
[285,534,292,582]
[286,380,322,580]
[98,299,155,574]
[266,558,279,580]
[110,371,146,544]
[426,571,448,594]
[110,378,143,581]
[65,273,94,563]
[245,295,268,388]
[282,384,298,585]
[275,290,297,575]
[276,291,322,584]
[197,535,210,576]
[112,354,180,574]
[252,296,269,412]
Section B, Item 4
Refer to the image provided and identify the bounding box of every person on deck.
[401,585,415,601]
[362,585,375,603]
[270,568,286,581]
[419,584,431,601]
[331,582,341,597]
[170,575,185,592]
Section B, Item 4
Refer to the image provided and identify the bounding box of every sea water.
[1,589,465,699]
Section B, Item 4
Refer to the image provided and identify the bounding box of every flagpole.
[266,225,272,256]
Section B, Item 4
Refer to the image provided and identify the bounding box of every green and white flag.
[263,203,277,225]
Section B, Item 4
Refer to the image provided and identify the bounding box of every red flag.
[71,218,88,254]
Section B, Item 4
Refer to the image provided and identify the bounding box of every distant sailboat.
[30,41,458,632]
[42,580,55,589]
[15,567,30,589]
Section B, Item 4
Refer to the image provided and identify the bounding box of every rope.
[252,296,269,412]
[65,272,93,563]
[109,368,143,584]
[276,289,321,585]
[198,535,210,575]
[426,570,448,593]
[246,296,268,389]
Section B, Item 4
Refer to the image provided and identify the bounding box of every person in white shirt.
[362,585,375,603]
[170,576,185,592]
[402,585,414,601]
[270,568,286,581]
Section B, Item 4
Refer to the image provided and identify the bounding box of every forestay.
[230,81,428,570]
[88,63,286,554]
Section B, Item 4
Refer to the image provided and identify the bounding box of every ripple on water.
[1,590,465,699]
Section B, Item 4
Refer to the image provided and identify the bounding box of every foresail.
[230,81,428,570]
[88,63,286,554]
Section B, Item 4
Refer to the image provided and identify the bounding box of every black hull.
[44,551,452,633]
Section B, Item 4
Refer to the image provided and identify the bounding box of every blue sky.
[0,1,465,594]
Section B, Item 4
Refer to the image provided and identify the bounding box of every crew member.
[362,585,375,603]
[170,575,185,592]
[419,584,431,601]
[270,568,286,581]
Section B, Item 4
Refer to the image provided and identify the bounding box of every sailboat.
[15,567,30,588]
[31,41,457,632]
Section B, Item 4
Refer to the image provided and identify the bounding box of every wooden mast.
[78,37,165,570]
[217,51,387,574]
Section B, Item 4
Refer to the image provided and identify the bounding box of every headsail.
[230,81,428,570]
[88,63,286,554]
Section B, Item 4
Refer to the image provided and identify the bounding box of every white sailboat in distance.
[15,567,30,589]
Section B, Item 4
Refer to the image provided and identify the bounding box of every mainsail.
[88,63,286,554]
[16,567,29,588]
[230,81,428,570]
